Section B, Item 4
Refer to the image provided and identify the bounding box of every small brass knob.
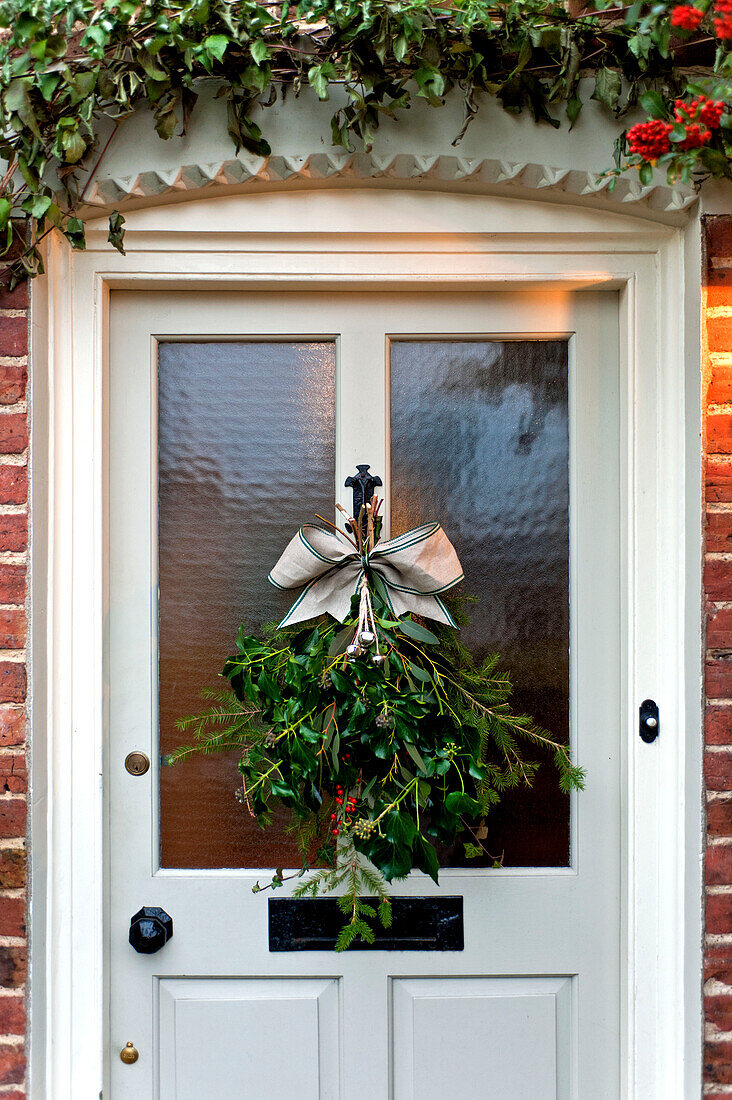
[124,751,150,776]
[120,1041,139,1064]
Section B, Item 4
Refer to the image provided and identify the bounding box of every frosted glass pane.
[159,342,335,868]
[390,340,569,867]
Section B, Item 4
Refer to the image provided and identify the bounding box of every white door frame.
[28,187,703,1099]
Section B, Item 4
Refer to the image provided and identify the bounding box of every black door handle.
[129,906,173,953]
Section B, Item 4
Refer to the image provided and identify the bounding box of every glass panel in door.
[158,340,336,868]
[390,339,570,866]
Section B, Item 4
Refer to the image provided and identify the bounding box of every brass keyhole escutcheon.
[120,1041,139,1064]
[124,751,150,776]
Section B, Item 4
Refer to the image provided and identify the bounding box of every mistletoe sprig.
[172,499,584,949]
[0,0,729,285]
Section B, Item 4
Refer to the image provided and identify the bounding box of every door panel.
[108,289,620,1099]
[157,978,341,1100]
[391,977,572,1100]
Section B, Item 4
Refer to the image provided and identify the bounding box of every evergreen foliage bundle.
[173,583,583,949]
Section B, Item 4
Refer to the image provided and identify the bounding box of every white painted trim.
[29,189,702,1099]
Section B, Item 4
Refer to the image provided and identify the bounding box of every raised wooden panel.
[158,978,340,1100]
[391,976,573,1100]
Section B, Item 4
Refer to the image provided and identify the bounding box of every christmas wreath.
[173,469,584,950]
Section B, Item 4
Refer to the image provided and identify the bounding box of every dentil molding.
[82,149,697,222]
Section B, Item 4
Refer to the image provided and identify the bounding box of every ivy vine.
[0,0,730,284]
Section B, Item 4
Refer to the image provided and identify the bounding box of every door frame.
[29,188,703,1099]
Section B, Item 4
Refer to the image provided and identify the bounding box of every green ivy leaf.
[251,40,269,65]
[640,91,669,120]
[308,62,336,100]
[445,791,481,816]
[21,193,52,219]
[591,68,622,112]
[64,217,86,251]
[108,211,126,255]
[414,65,446,103]
[204,34,230,62]
[4,78,40,138]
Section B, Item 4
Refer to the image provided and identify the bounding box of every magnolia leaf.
[0,200,11,231]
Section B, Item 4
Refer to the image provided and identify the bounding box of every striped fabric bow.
[268,522,464,629]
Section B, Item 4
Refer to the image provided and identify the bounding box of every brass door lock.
[124,751,150,776]
[120,1042,139,1064]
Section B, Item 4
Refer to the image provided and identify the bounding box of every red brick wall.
[0,275,28,1099]
[705,214,732,1096]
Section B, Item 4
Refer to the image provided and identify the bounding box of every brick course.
[0,279,28,1096]
[705,214,732,1095]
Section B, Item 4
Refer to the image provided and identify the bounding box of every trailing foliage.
[171,585,583,948]
[0,0,728,280]
[0,0,729,283]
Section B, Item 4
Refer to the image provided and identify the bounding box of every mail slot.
[268,896,464,952]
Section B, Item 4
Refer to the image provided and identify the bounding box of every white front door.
[107,288,620,1099]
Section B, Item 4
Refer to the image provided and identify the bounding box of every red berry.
[671,5,704,29]
[330,813,336,819]
[332,828,339,835]
[700,99,724,129]
[679,123,712,149]
[627,119,673,161]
